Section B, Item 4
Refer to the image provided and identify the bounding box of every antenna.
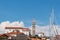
[49,8,54,40]
[49,8,59,40]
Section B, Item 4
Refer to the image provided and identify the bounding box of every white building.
[38,32,44,37]
[5,27,30,36]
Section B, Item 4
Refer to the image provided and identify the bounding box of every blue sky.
[0,0,60,26]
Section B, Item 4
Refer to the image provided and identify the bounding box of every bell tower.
[32,19,36,36]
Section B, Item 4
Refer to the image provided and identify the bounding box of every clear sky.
[0,0,60,27]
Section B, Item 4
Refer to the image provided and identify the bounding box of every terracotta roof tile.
[5,27,29,30]
[5,32,24,37]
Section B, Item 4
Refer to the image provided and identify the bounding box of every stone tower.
[32,19,36,36]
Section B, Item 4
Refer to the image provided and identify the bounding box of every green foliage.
[0,35,8,40]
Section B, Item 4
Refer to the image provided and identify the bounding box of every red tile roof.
[5,27,30,31]
[7,32,23,34]
[0,34,2,37]
[5,27,29,29]
[22,28,30,31]
[5,32,24,37]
